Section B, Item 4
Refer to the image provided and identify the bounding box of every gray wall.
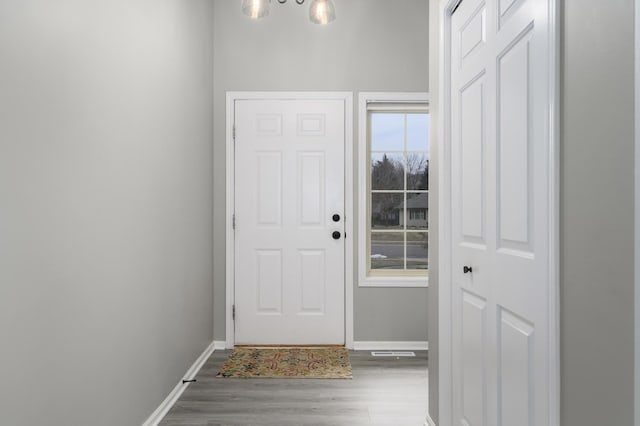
[0,2,214,425]
[636,2,640,424]
[212,0,430,342]
[561,0,635,424]
[427,0,636,424]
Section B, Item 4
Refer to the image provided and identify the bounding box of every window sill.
[359,276,429,288]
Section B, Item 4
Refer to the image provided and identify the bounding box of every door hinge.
[232,125,236,140]
[232,304,236,321]
[232,214,236,230]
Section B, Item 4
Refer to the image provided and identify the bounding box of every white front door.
[450,0,553,424]
[234,98,345,345]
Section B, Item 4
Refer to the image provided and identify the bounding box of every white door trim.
[225,91,354,350]
[436,1,560,424]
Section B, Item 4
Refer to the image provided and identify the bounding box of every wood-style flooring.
[160,350,428,426]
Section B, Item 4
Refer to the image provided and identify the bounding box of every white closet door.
[450,0,552,424]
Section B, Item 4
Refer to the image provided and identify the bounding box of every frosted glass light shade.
[242,0,270,19]
[309,0,336,25]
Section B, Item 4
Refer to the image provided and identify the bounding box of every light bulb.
[309,0,336,25]
[242,0,270,19]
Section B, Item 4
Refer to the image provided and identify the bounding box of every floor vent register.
[371,351,416,357]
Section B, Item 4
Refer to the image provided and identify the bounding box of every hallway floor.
[160,350,428,426]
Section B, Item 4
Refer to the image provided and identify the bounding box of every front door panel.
[234,99,345,345]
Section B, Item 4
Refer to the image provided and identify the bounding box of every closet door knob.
[463,266,473,274]
[332,231,341,240]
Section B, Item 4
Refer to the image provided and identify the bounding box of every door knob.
[332,231,341,240]
[332,214,341,222]
[463,266,473,274]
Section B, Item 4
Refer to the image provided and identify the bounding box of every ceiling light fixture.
[241,0,336,25]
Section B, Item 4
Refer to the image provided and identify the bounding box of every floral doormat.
[216,347,353,379]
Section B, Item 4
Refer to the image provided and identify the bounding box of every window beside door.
[358,93,429,287]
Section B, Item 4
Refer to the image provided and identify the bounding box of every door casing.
[225,91,354,349]
[436,0,560,424]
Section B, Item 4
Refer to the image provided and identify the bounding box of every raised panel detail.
[298,153,325,226]
[460,6,486,61]
[256,250,283,314]
[297,114,326,136]
[499,0,525,28]
[460,74,485,242]
[498,308,534,426]
[462,291,487,426]
[256,152,282,226]
[256,114,283,136]
[497,30,533,250]
[299,250,326,314]
[499,0,517,15]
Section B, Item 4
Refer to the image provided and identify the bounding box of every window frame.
[358,92,430,288]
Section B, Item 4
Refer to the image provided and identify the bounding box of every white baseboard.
[142,341,216,426]
[213,340,227,350]
[426,413,436,426]
[353,341,429,351]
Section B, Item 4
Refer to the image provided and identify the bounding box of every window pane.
[406,153,429,190]
[371,193,403,230]
[364,105,430,280]
[405,193,428,230]
[406,113,429,151]
[407,232,428,269]
[371,113,404,151]
[371,153,404,190]
[370,232,405,270]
